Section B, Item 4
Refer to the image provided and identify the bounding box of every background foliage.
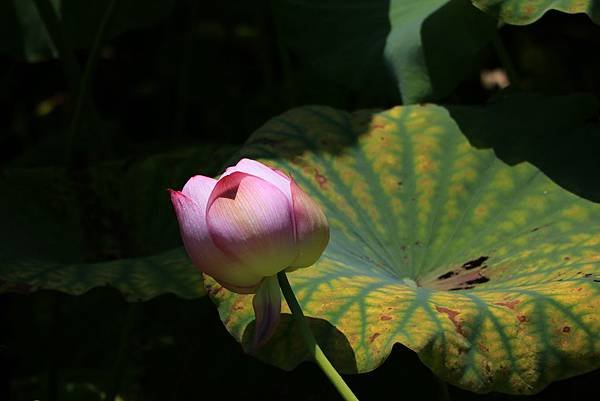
[1,0,599,400]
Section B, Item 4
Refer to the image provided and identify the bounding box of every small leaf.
[207,101,600,394]
[471,0,600,25]
[387,0,498,103]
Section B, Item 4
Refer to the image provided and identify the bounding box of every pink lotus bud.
[169,158,329,292]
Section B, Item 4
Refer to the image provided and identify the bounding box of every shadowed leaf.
[0,145,236,300]
[0,248,202,301]
[1,0,175,62]
[274,0,497,104]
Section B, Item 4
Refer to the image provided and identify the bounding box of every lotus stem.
[67,0,117,163]
[277,271,360,401]
[32,0,81,92]
[492,31,519,88]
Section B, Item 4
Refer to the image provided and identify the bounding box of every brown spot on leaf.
[380,315,393,321]
[564,256,571,261]
[314,170,327,189]
[479,343,490,353]
[435,306,465,336]
[209,286,224,296]
[465,275,490,285]
[484,362,492,373]
[438,270,458,280]
[449,285,475,290]
[462,256,489,270]
[372,124,385,129]
[517,315,528,323]
[530,224,550,233]
[369,332,381,343]
[426,258,490,291]
[494,300,520,310]
[562,326,571,333]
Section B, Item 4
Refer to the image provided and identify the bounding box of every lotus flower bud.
[170,158,329,293]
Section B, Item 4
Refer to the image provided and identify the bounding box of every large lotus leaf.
[274,0,497,104]
[205,104,600,394]
[471,0,600,24]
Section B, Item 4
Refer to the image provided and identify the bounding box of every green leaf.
[0,145,236,300]
[272,0,395,101]
[274,0,497,104]
[471,0,600,25]
[0,248,203,301]
[206,102,600,393]
[1,0,174,62]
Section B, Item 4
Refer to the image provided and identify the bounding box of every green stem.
[67,0,117,162]
[33,0,105,165]
[45,292,61,401]
[172,1,197,137]
[270,2,297,107]
[277,271,360,401]
[492,31,519,88]
[436,376,451,401]
[106,303,138,401]
[32,0,81,92]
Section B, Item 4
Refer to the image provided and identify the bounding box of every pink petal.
[289,180,330,268]
[221,159,292,205]
[251,275,281,349]
[206,172,296,278]
[181,175,217,206]
[169,190,263,292]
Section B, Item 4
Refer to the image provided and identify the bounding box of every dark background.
[1,0,599,400]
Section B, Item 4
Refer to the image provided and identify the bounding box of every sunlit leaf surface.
[471,0,600,24]
[207,104,600,394]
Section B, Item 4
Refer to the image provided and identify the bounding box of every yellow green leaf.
[206,104,600,394]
